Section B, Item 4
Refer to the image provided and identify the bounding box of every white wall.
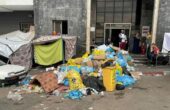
[0,0,33,5]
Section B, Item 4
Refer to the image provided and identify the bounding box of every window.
[52,20,68,35]
[19,22,33,32]
[95,0,137,38]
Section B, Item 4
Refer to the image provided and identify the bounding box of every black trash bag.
[101,60,114,68]
[83,76,105,92]
[122,67,131,76]
[116,84,125,90]
[157,56,169,65]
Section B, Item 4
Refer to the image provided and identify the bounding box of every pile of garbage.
[7,44,142,101]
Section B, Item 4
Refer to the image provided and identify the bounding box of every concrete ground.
[0,65,170,110]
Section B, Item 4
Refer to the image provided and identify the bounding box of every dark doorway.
[111,29,121,47]
[111,29,129,50]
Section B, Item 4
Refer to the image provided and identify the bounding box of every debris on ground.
[7,44,142,100]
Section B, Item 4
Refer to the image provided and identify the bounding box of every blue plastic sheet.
[106,52,115,59]
[117,52,124,59]
[106,47,115,53]
[80,66,95,74]
[65,90,83,100]
[20,75,31,85]
[116,75,135,87]
[60,66,81,73]
[117,58,127,67]
[63,78,69,86]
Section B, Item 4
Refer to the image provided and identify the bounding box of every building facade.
[1,0,167,52]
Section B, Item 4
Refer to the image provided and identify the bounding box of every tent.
[162,33,170,53]
[0,27,77,69]
[0,27,35,71]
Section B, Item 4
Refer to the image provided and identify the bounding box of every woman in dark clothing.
[133,32,140,54]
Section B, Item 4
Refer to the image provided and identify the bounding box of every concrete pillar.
[151,0,160,43]
[86,0,91,52]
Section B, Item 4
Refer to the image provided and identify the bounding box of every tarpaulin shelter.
[0,27,35,71]
[33,35,77,66]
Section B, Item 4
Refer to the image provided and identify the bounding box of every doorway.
[104,23,131,49]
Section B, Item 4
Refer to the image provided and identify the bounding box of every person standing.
[119,30,127,50]
[133,32,140,54]
[146,32,152,51]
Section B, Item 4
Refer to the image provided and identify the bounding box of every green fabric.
[34,38,63,65]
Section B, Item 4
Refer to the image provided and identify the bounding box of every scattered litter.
[43,107,48,110]
[46,67,55,71]
[52,90,60,96]
[7,91,23,102]
[88,107,94,110]
[40,103,44,106]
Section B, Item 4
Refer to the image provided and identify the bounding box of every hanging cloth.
[34,38,63,65]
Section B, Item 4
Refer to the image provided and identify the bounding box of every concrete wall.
[34,0,87,54]
[0,11,33,35]
[157,0,170,48]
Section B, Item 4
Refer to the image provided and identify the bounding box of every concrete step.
[130,54,148,64]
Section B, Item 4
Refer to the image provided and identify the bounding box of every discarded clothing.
[31,72,59,93]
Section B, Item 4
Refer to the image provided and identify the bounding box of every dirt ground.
[0,65,170,110]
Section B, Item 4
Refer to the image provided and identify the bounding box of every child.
[150,43,160,64]
[140,43,146,55]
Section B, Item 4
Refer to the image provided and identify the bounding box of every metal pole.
[151,0,160,43]
[86,0,91,53]
[60,22,65,64]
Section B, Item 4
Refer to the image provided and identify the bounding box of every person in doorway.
[119,30,127,50]
[146,32,152,51]
[106,37,112,45]
[133,32,141,54]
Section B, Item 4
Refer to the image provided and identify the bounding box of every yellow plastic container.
[102,67,116,92]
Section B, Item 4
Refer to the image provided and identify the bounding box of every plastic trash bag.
[64,90,83,100]
[116,75,135,87]
[67,59,76,65]
[97,44,109,51]
[106,47,115,53]
[7,91,23,102]
[63,78,69,86]
[117,58,127,67]
[82,52,89,59]
[92,49,105,55]
[60,66,81,73]
[66,70,85,90]
[20,75,32,85]
[80,66,95,74]
[117,52,124,59]
[55,71,68,84]
[106,52,115,59]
